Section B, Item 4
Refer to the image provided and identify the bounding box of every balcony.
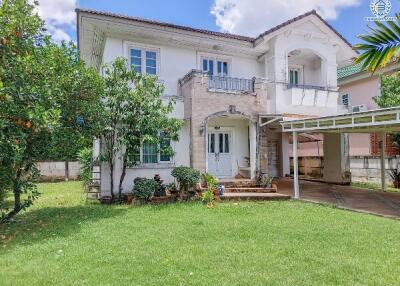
[208,75,254,93]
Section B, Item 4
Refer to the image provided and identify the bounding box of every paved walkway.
[279,178,400,219]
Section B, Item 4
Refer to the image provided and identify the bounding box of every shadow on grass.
[0,204,127,252]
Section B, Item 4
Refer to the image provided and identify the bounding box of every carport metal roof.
[279,106,400,199]
[281,107,400,133]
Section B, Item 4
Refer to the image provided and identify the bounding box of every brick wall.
[180,70,268,173]
[370,133,400,156]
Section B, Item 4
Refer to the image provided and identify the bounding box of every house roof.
[337,63,364,80]
[76,8,353,49]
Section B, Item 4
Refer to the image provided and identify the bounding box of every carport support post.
[380,131,387,192]
[293,131,300,199]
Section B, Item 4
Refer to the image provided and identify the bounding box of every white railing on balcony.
[209,75,254,93]
[287,83,327,91]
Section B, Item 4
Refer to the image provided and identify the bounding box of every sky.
[34,0,400,45]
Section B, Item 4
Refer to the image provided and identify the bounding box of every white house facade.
[76,9,357,195]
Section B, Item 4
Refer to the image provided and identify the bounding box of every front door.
[208,131,232,177]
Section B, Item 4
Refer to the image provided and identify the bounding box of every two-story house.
[76,8,356,195]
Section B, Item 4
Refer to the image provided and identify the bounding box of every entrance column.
[292,131,300,199]
[380,132,387,192]
[323,133,351,184]
[249,121,257,179]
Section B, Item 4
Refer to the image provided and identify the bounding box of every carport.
[281,107,400,199]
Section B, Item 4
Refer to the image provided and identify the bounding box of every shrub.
[132,177,159,201]
[202,190,215,208]
[77,148,92,188]
[257,175,274,188]
[153,174,166,197]
[202,173,218,189]
[171,166,200,193]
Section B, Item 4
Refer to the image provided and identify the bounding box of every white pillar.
[249,122,257,179]
[281,133,290,177]
[380,132,387,192]
[293,131,300,199]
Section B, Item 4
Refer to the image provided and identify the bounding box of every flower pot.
[393,181,400,189]
[151,196,171,204]
[100,196,113,205]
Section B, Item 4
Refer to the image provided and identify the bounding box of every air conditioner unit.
[352,104,368,113]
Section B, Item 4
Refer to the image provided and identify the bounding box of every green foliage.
[258,175,274,188]
[132,177,159,201]
[389,169,400,182]
[171,166,201,192]
[153,174,166,197]
[100,57,183,201]
[0,0,104,222]
[376,73,400,108]
[202,173,218,189]
[201,189,214,206]
[355,14,400,72]
[77,148,92,188]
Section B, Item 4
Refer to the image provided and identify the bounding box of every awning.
[280,106,400,199]
[281,107,400,133]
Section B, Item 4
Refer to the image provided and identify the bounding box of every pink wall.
[339,76,380,110]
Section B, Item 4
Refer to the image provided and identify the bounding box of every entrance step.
[221,192,290,201]
[218,179,259,188]
[224,187,276,193]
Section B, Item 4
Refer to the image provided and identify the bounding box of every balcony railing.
[209,75,254,93]
[287,83,327,91]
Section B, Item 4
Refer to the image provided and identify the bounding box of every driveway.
[279,178,400,219]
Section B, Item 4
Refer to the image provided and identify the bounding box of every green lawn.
[1,182,400,285]
[352,181,400,193]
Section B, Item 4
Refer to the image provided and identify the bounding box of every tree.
[101,57,183,201]
[0,0,104,222]
[354,14,400,72]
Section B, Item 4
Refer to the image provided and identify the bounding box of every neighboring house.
[338,63,400,156]
[76,9,356,195]
[297,63,400,157]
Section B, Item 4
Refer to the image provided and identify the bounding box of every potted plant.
[171,166,201,200]
[389,169,400,189]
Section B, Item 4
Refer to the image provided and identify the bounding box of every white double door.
[208,131,232,177]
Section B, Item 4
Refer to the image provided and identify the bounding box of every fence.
[36,161,80,181]
[290,156,400,184]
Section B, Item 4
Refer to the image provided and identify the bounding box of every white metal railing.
[287,83,328,91]
[209,75,254,93]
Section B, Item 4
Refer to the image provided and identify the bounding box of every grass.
[1,182,400,285]
[352,181,400,193]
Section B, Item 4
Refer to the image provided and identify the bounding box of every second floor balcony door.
[208,131,232,178]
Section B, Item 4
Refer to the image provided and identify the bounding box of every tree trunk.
[65,160,69,181]
[110,161,114,201]
[1,171,22,223]
[118,155,128,202]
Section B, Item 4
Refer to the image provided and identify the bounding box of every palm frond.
[355,14,400,73]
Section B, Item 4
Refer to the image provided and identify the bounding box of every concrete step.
[224,187,276,193]
[218,179,259,188]
[221,192,291,201]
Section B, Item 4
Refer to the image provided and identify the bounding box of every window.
[130,48,158,74]
[341,94,350,108]
[201,57,229,76]
[289,68,300,85]
[131,133,171,165]
[142,141,158,164]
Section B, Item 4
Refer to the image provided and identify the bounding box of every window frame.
[341,93,350,108]
[126,42,160,76]
[131,134,173,167]
[198,53,232,77]
[288,66,303,85]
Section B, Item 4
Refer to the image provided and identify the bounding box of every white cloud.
[211,0,361,36]
[33,0,77,42]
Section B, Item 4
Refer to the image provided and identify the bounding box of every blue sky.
[48,0,400,45]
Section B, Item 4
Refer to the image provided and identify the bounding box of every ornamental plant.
[132,177,159,202]
[171,166,201,193]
